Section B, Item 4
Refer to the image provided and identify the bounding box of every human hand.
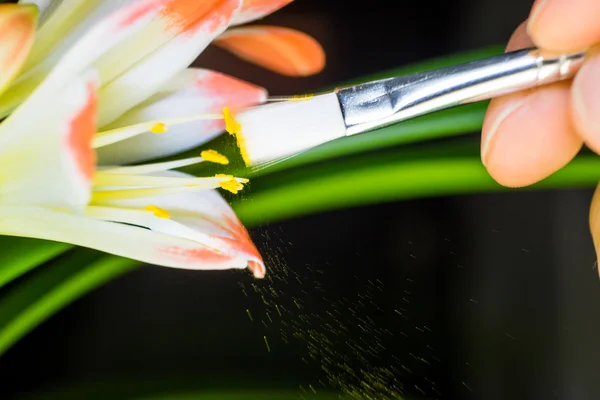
[481,0,600,264]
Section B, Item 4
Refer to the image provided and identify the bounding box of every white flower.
[0,0,325,279]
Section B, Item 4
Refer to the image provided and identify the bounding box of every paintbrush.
[231,48,585,167]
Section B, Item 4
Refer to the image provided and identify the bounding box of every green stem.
[0,238,72,289]
[233,155,600,226]
[0,252,138,355]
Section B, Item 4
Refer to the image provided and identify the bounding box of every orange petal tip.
[216,26,325,77]
[0,4,38,93]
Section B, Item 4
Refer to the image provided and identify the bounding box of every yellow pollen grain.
[150,122,168,133]
[222,106,251,167]
[219,180,244,194]
[215,174,249,184]
[214,174,249,194]
[200,149,229,165]
[263,335,271,352]
[222,107,241,135]
[144,205,170,219]
[291,94,315,101]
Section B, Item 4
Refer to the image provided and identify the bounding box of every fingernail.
[481,97,530,166]
[572,50,600,139]
[527,0,548,36]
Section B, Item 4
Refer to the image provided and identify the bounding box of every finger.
[527,0,600,53]
[505,20,535,52]
[571,47,600,153]
[589,184,600,275]
[481,22,583,187]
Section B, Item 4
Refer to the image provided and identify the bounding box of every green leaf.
[18,378,344,400]
[331,45,504,88]
[0,249,139,356]
[231,143,600,226]
[0,238,71,289]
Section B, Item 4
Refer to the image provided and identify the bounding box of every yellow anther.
[215,174,247,194]
[144,205,170,219]
[291,94,314,101]
[215,174,249,184]
[150,122,168,133]
[200,149,229,165]
[219,180,244,194]
[222,106,241,135]
[222,106,251,166]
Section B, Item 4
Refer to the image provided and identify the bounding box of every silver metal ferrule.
[336,48,585,136]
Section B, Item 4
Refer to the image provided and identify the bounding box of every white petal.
[0,0,162,119]
[0,206,250,272]
[97,68,266,165]
[95,173,265,278]
[97,0,243,127]
[0,4,38,97]
[0,71,98,211]
[18,0,61,26]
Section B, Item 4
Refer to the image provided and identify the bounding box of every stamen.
[150,122,168,133]
[91,186,205,202]
[94,173,230,188]
[268,94,315,102]
[200,149,229,165]
[215,174,249,184]
[91,176,250,202]
[93,113,223,148]
[100,157,204,175]
[144,205,170,219]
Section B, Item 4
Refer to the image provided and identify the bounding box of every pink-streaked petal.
[215,25,325,76]
[68,80,97,181]
[161,0,240,34]
[0,206,250,272]
[19,0,152,75]
[231,0,293,26]
[0,4,37,96]
[0,71,98,211]
[93,172,266,278]
[97,0,242,127]
[97,68,267,165]
[0,0,162,120]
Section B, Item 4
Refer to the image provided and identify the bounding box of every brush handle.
[338,48,585,136]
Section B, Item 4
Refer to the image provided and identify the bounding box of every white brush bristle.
[235,93,346,166]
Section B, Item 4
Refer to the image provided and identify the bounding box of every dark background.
[3,0,600,399]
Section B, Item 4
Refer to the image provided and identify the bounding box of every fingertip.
[506,20,534,52]
[527,0,600,52]
[571,48,600,154]
[482,82,582,188]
